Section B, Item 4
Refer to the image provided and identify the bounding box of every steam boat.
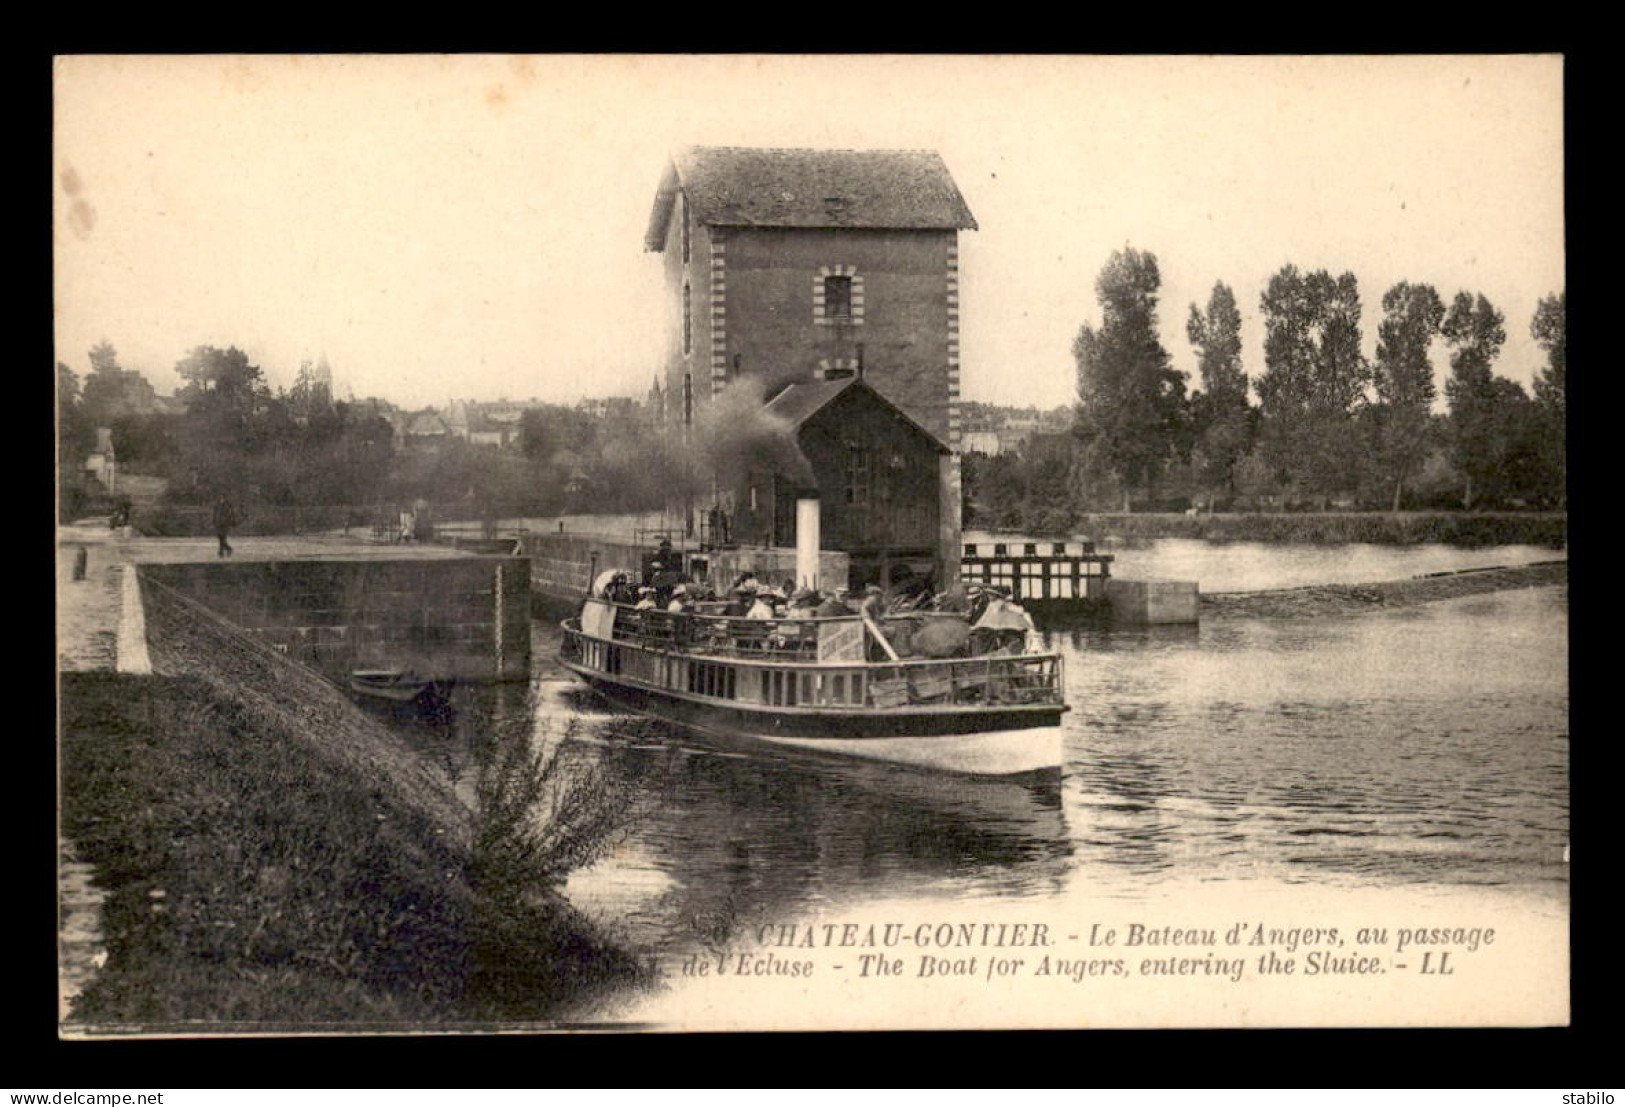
[560,598,1068,776]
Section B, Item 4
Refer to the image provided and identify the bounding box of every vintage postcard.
[55,54,1567,1035]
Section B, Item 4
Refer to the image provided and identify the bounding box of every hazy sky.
[54,55,1564,411]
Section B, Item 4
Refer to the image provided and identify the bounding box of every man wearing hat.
[966,584,995,625]
[972,587,1034,653]
[724,580,755,617]
[859,583,885,622]
[814,587,852,618]
[606,571,637,605]
[648,536,683,602]
[787,587,820,614]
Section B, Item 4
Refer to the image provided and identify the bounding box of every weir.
[960,540,1199,626]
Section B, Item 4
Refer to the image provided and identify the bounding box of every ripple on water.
[477,586,1568,955]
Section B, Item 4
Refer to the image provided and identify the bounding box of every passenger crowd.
[590,537,1036,657]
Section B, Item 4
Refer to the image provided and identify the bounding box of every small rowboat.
[348,669,450,705]
[560,598,1068,776]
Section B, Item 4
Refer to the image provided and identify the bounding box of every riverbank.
[1201,561,1568,620]
[986,511,1567,548]
[58,571,647,1032]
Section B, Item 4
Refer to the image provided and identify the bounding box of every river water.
[531,581,1565,944]
[401,538,1568,1026]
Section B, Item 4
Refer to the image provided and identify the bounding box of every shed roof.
[764,376,949,455]
[646,146,977,250]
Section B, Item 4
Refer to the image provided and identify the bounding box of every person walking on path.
[212,496,237,558]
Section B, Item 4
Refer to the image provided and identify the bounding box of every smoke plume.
[692,372,818,492]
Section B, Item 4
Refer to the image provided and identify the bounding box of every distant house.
[575,396,642,423]
[84,427,117,492]
[445,400,521,449]
[962,431,1003,456]
[400,409,456,450]
[466,411,516,449]
[959,404,1069,456]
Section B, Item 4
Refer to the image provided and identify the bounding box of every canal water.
[530,592,1562,944]
[385,540,1568,1024]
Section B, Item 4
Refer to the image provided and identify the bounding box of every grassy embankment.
[1201,561,1568,620]
[1003,512,1567,548]
[59,577,647,1031]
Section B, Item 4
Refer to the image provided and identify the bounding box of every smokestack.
[796,495,820,590]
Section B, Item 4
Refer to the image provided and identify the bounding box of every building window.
[843,441,869,505]
[683,372,693,427]
[814,265,864,326]
[824,276,852,321]
[683,282,692,355]
[680,193,690,264]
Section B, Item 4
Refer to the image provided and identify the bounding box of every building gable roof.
[404,411,453,437]
[764,376,949,455]
[646,146,977,251]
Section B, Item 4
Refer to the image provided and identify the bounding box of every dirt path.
[1200,562,1567,620]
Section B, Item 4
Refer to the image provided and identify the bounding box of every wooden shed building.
[726,375,949,586]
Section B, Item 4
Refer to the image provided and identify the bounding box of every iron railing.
[559,620,1064,709]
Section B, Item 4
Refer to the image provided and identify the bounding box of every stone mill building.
[645,146,977,588]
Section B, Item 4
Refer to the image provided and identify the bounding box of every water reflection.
[510,691,1075,956]
[1049,586,1567,895]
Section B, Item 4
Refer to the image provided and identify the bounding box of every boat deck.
[562,600,1065,715]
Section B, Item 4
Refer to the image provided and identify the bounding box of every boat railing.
[559,621,1064,708]
[860,654,1063,708]
[612,606,827,661]
[592,602,1057,664]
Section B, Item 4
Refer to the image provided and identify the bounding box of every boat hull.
[766,727,1063,776]
[349,672,449,705]
[565,663,1065,777]
[349,682,435,698]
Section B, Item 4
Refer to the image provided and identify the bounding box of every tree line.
[59,343,395,515]
[970,248,1564,526]
[57,342,672,523]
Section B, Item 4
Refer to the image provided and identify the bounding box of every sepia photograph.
[54,54,1567,1035]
